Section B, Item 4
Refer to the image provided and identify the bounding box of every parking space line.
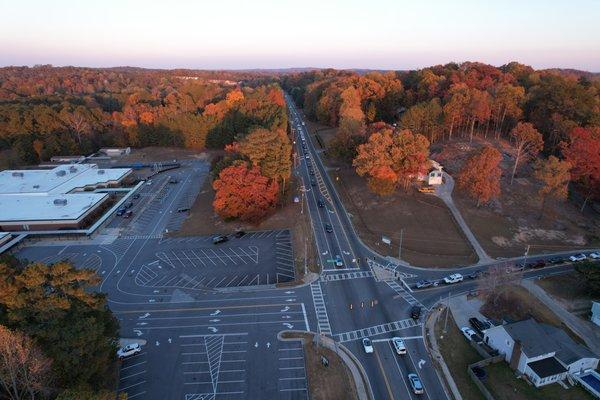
[120,360,147,370]
[199,249,218,266]
[119,380,146,391]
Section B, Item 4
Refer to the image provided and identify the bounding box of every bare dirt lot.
[281,332,358,400]
[304,116,477,268]
[174,174,319,280]
[434,139,600,258]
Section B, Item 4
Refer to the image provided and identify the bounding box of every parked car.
[123,210,133,218]
[549,257,565,264]
[133,193,140,199]
[443,273,463,284]
[362,337,373,354]
[145,180,152,186]
[169,178,179,184]
[408,373,424,395]
[117,343,141,360]
[467,270,482,279]
[415,280,434,289]
[334,255,343,268]
[317,199,325,208]
[461,327,477,341]
[589,252,600,259]
[469,317,491,335]
[234,230,246,238]
[530,259,546,269]
[325,224,333,233]
[212,235,228,244]
[471,366,487,380]
[569,253,587,262]
[177,207,190,213]
[410,305,421,320]
[124,201,133,209]
[392,337,406,355]
[116,208,126,216]
[309,169,315,175]
[310,179,316,186]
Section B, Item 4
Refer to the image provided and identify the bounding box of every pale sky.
[1,0,599,71]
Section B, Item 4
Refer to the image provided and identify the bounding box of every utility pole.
[443,291,451,333]
[398,229,404,260]
[304,239,308,276]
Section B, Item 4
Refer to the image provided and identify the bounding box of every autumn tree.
[237,128,292,184]
[457,146,502,206]
[0,260,119,390]
[0,326,52,400]
[212,163,280,223]
[338,86,365,136]
[491,83,525,138]
[509,122,544,184]
[534,156,571,218]
[478,265,523,319]
[466,88,491,143]
[562,127,600,211]
[443,83,470,140]
[353,128,430,195]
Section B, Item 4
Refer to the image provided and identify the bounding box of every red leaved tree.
[212,163,279,223]
[562,127,600,211]
[457,146,502,206]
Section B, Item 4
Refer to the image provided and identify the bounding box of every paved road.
[11,101,599,400]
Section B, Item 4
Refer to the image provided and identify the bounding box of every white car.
[392,337,406,355]
[589,252,600,259]
[569,254,587,262]
[461,327,477,341]
[443,273,464,284]
[117,343,142,359]
[362,337,374,354]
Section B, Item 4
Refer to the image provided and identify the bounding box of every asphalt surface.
[11,102,598,400]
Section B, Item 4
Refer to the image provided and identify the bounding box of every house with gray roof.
[483,318,599,387]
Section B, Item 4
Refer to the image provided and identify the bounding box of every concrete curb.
[424,304,463,400]
[278,330,374,400]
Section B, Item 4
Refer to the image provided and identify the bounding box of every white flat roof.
[0,193,109,222]
[0,164,131,195]
[0,232,9,240]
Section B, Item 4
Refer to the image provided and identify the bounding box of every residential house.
[483,318,598,387]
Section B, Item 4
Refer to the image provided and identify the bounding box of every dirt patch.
[281,332,358,400]
[435,138,600,258]
[535,272,598,314]
[480,285,583,343]
[303,113,477,268]
[174,175,319,280]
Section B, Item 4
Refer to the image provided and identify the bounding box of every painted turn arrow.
[208,327,218,333]
[418,359,426,369]
[283,323,294,329]
[210,310,221,316]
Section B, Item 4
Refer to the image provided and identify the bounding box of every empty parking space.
[277,341,309,399]
[118,350,148,399]
[133,230,294,290]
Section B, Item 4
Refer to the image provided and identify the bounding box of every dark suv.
[410,306,421,320]
[212,235,228,244]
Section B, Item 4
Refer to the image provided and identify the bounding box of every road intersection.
[11,101,597,400]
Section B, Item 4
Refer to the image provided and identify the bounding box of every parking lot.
[132,230,295,291]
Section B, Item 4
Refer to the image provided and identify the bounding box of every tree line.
[281,63,600,209]
[0,66,286,168]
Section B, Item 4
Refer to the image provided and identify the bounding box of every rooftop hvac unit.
[33,185,40,189]
[53,198,68,206]
[97,169,105,174]
[69,166,77,173]
[56,170,66,177]
[11,171,24,177]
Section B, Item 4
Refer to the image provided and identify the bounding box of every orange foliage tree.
[534,156,571,218]
[353,128,430,195]
[457,146,502,206]
[212,163,280,223]
[509,122,543,184]
[562,127,600,211]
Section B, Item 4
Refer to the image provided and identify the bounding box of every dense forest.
[0,66,286,167]
[281,62,600,206]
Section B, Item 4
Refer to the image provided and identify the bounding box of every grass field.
[281,332,358,400]
[304,115,477,268]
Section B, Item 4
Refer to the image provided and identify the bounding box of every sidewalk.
[522,279,600,355]
[435,173,493,265]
